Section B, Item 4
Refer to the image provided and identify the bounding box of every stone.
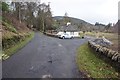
[117,56,120,63]
[112,53,119,61]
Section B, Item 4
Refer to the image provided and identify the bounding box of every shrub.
[2,21,17,33]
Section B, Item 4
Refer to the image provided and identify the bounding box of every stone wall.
[44,32,58,38]
[88,40,120,63]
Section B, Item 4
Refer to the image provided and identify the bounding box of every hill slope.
[2,13,32,50]
[53,16,98,31]
[2,13,29,32]
[1,13,34,60]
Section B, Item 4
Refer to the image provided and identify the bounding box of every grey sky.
[41,0,119,25]
[118,1,120,20]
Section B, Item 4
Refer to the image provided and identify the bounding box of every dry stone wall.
[88,40,120,63]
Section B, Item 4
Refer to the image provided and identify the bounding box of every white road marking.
[58,43,62,47]
[30,66,33,70]
[42,74,52,78]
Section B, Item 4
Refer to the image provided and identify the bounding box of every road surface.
[3,32,88,78]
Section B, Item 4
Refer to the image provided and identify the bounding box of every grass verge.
[2,32,34,60]
[76,43,119,78]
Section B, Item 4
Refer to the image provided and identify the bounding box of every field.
[84,32,119,52]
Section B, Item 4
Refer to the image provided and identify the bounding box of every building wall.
[73,32,79,37]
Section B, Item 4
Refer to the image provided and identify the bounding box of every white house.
[67,22,71,26]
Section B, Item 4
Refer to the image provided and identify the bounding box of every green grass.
[0,16,2,21]
[2,21,17,33]
[85,32,118,40]
[0,50,1,60]
[76,43,119,78]
[85,32,96,37]
[2,32,34,60]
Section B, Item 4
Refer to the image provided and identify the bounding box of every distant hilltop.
[53,16,118,33]
[53,16,103,31]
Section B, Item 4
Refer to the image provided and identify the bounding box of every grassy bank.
[2,32,34,60]
[76,43,119,78]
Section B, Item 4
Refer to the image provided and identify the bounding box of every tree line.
[1,1,54,32]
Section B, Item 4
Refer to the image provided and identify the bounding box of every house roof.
[57,25,79,32]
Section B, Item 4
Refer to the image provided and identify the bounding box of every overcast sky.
[41,0,119,25]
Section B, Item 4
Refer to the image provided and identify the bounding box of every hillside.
[1,13,33,60]
[53,16,98,31]
[2,13,30,38]
[53,16,88,24]
[2,13,30,32]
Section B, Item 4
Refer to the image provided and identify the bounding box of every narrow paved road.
[3,32,88,78]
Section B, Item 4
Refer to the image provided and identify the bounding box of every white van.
[57,32,73,39]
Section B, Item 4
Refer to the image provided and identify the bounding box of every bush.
[1,2,9,12]
[2,21,17,33]
[2,33,31,50]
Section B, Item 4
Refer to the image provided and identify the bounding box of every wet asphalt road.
[2,32,89,78]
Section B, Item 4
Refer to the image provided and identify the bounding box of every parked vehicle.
[58,33,73,39]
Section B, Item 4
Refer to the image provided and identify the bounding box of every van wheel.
[62,36,65,39]
[71,37,74,39]
[82,36,84,39]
